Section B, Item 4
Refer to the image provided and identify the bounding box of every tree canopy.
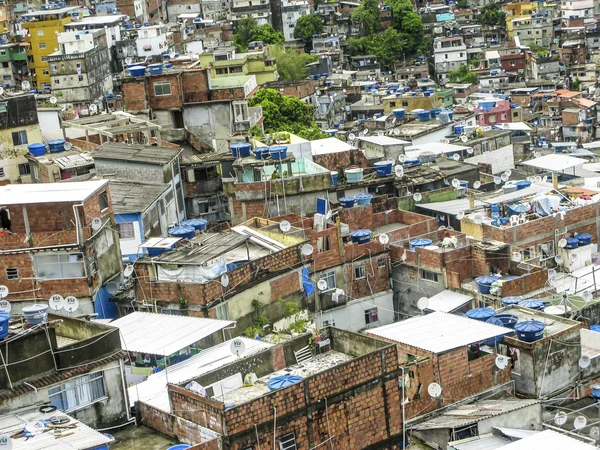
[480,3,506,27]
[293,14,324,46]
[234,17,284,51]
[352,0,380,36]
[269,45,318,81]
[448,64,478,84]
[385,0,424,54]
[347,28,407,70]
[249,89,328,140]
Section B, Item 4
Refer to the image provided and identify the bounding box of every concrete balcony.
[233,105,262,132]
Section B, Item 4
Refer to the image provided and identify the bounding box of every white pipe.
[273,406,277,450]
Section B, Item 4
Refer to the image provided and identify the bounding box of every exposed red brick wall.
[122,80,148,111]
[169,385,226,433]
[147,75,183,109]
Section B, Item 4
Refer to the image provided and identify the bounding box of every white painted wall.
[119,220,142,257]
[37,109,61,133]
[464,144,515,174]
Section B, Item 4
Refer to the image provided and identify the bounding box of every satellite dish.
[0,435,12,450]
[555,255,564,264]
[125,57,133,65]
[379,234,389,245]
[0,286,8,299]
[583,291,593,303]
[558,239,568,248]
[395,165,404,177]
[402,128,409,134]
[91,217,102,231]
[123,265,134,277]
[554,411,568,426]
[493,176,502,184]
[0,87,4,96]
[348,133,356,141]
[579,355,591,369]
[169,50,176,58]
[49,96,57,105]
[467,104,475,111]
[457,211,465,220]
[279,220,291,233]
[106,282,119,295]
[49,294,64,311]
[451,179,460,188]
[590,427,600,440]
[453,153,461,161]
[317,279,328,291]
[574,416,588,430]
[460,135,468,143]
[512,252,522,262]
[427,382,442,398]
[64,142,73,150]
[504,170,512,177]
[363,128,369,135]
[64,296,79,312]
[89,103,98,113]
[495,355,509,370]
[413,192,422,202]
[548,268,557,281]
[438,225,446,230]
[473,214,483,225]
[467,148,474,154]
[543,175,548,183]
[220,273,229,287]
[398,154,407,163]
[501,173,509,182]
[393,128,400,136]
[21,81,30,90]
[473,181,481,189]
[417,297,429,311]
[0,300,9,313]
[535,176,542,183]
[230,338,246,357]
[301,244,314,256]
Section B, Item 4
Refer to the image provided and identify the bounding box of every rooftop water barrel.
[515,320,545,342]
[182,218,207,231]
[147,243,174,257]
[403,159,420,166]
[267,375,303,390]
[495,313,518,329]
[252,146,269,160]
[135,24,142,28]
[410,238,433,250]
[474,275,500,294]
[269,146,288,160]
[354,193,373,205]
[230,142,251,158]
[430,108,442,118]
[485,316,505,345]
[392,108,405,119]
[339,197,355,208]
[454,125,465,135]
[417,110,431,122]
[128,65,146,77]
[466,307,495,322]
[502,296,522,307]
[515,180,532,190]
[591,384,600,402]
[577,233,592,246]
[148,63,163,75]
[124,23,132,28]
[144,22,151,26]
[565,238,579,250]
[48,139,66,153]
[0,312,9,340]
[345,168,364,183]
[517,299,545,310]
[374,160,393,176]
[167,446,191,450]
[168,225,195,240]
[27,143,46,157]
[22,304,49,325]
[330,171,338,186]
[350,229,372,244]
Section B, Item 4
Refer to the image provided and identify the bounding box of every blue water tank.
[577,233,592,246]
[454,125,465,135]
[466,307,495,322]
[515,320,545,342]
[410,238,433,250]
[350,229,372,244]
[474,275,500,294]
[0,312,9,340]
[354,193,373,205]
[28,143,47,157]
[181,218,207,231]
[502,296,522,307]
[517,299,545,310]
[417,110,431,122]
[168,226,195,240]
[393,108,405,119]
[230,142,251,158]
[48,139,66,153]
[339,197,355,208]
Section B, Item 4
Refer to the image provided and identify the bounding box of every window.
[161,308,182,315]
[319,271,336,291]
[513,111,519,118]
[117,222,135,240]
[78,75,83,81]
[5,268,18,280]
[510,60,516,66]
[11,130,27,146]
[154,81,171,96]
[365,307,379,324]
[34,253,85,280]
[37,29,44,36]
[420,269,439,282]
[402,101,409,107]
[0,167,4,178]
[18,163,30,176]
[99,191,109,211]
[354,264,366,280]
[501,114,507,120]
[377,257,386,268]
[49,372,105,411]
[39,42,46,49]
[54,79,60,85]
[43,69,49,76]
[1,62,7,69]
[279,432,297,450]
[0,50,4,56]
[216,303,229,320]
[41,56,48,62]
[150,206,159,226]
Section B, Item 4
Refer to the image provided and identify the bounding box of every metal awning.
[426,290,473,313]
[110,311,234,356]
[520,154,587,172]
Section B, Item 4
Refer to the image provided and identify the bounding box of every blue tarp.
[302,267,315,297]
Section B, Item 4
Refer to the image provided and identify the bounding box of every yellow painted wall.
[0,123,43,182]
[383,93,442,114]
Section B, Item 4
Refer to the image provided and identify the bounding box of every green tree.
[571,77,582,91]
[293,14,324,47]
[480,3,506,27]
[270,45,318,80]
[352,0,380,36]
[528,43,549,57]
[385,0,424,53]
[347,28,406,70]
[234,17,284,51]
[448,64,478,84]
[455,0,468,8]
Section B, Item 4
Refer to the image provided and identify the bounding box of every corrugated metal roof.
[500,429,596,450]
[129,337,273,411]
[0,180,108,205]
[0,406,113,450]
[366,311,513,354]
[111,312,234,356]
[154,232,249,265]
[426,290,473,313]
[109,180,170,214]
[521,154,587,172]
[93,142,180,165]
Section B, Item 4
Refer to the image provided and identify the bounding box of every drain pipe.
[273,406,277,450]
[400,366,406,448]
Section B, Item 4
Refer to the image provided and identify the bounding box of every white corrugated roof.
[500,429,596,450]
[404,142,470,160]
[129,337,273,411]
[111,312,234,356]
[0,180,108,205]
[426,290,473,313]
[311,138,354,155]
[366,311,513,354]
[521,154,587,172]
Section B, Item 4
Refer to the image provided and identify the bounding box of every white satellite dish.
[590,427,600,440]
[0,300,10,313]
[64,296,79,312]
[451,179,460,188]
[64,142,73,150]
[417,297,429,311]
[453,153,461,161]
[395,165,404,177]
[504,170,512,177]
[457,211,465,220]
[473,214,483,225]
[398,154,407,163]
[512,252,522,262]
[169,50,176,58]
[0,87,4,96]
[21,81,30,90]
[317,279,328,291]
[220,273,229,288]
[460,135,468,143]
[0,286,8,299]
[230,338,246,357]
[49,96,57,105]
[558,239,568,248]
[583,291,593,303]
[125,57,133,65]
[279,220,291,233]
[438,225,446,230]
[473,181,481,189]
[49,294,64,311]
[554,411,568,426]
[301,244,314,256]
[555,254,564,264]
[393,128,400,136]
[548,268,557,281]
[501,173,509,182]
[0,435,12,450]
[124,265,134,277]
[89,103,98,113]
[579,355,591,369]
[91,217,102,231]
[402,128,409,134]
[427,382,442,398]
[446,226,454,231]
[106,282,119,295]
[467,104,475,111]
[413,192,422,202]
[379,234,389,245]
[348,133,356,141]
[467,147,474,154]
[363,128,369,135]
[493,176,502,184]
[495,355,509,370]
[574,416,588,430]
[543,175,548,183]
